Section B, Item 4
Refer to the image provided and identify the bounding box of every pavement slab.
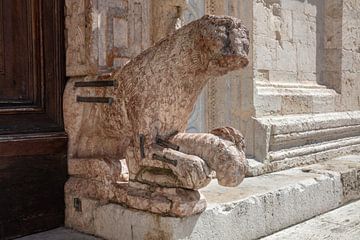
[262,200,360,240]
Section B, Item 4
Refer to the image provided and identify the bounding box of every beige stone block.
[253,1,274,36]
[65,194,99,235]
[297,72,317,83]
[255,93,282,116]
[293,20,316,44]
[304,2,318,17]
[241,117,256,157]
[276,9,293,41]
[341,169,360,202]
[269,70,298,83]
[342,50,360,71]
[239,74,255,111]
[254,119,272,161]
[312,95,336,113]
[281,95,313,114]
[343,0,360,12]
[254,36,277,70]
[303,155,360,203]
[292,8,316,22]
[296,43,317,74]
[255,70,270,82]
[280,0,305,11]
[276,40,297,72]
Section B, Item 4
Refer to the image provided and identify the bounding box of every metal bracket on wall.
[74,80,117,88]
[76,96,113,105]
[152,153,178,166]
[139,134,146,159]
[73,198,82,212]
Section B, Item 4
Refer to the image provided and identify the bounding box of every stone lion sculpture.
[64,15,250,217]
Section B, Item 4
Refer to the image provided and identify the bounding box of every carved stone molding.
[65,0,151,77]
[205,0,226,131]
[65,0,93,76]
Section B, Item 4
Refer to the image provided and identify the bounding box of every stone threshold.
[65,155,360,240]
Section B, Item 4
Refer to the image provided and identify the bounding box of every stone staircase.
[249,112,360,176]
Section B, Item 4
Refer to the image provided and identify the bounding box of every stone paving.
[18,199,360,240]
[16,228,100,240]
[262,200,360,240]
[17,202,360,240]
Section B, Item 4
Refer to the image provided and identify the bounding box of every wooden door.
[0,0,67,239]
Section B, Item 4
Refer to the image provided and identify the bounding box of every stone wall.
[254,0,321,85]
[250,0,360,170]
[65,0,151,77]
[340,0,360,111]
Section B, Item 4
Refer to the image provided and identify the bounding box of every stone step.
[250,111,360,175]
[65,155,360,240]
[255,84,338,116]
[261,200,360,240]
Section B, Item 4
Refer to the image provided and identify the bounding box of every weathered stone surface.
[68,158,128,183]
[65,0,151,76]
[17,227,101,240]
[65,0,360,173]
[65,177,128,204]
[64,14,249,159]
[170,127,247,187]
[302,155,360,203]
[64,15,250,216]
[65,194,99,235]
[126,182,207,217]
[262,200,360,240]
[68,165,348,240]
[249,111,360,173]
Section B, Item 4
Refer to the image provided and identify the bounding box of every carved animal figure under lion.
[64,15,250,217]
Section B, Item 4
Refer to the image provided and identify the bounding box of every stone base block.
[65,177,207,218]
[256,82,338,116]
[126,181,207,217]
[66,156,360,239]
[68,158,128,183]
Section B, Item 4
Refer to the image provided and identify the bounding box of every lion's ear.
[210,126,245,151]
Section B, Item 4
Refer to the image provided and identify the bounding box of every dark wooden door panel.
[0,0,41,108]
[0,133,67,239]
[0,1,3,78]
[0,0,67,239]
